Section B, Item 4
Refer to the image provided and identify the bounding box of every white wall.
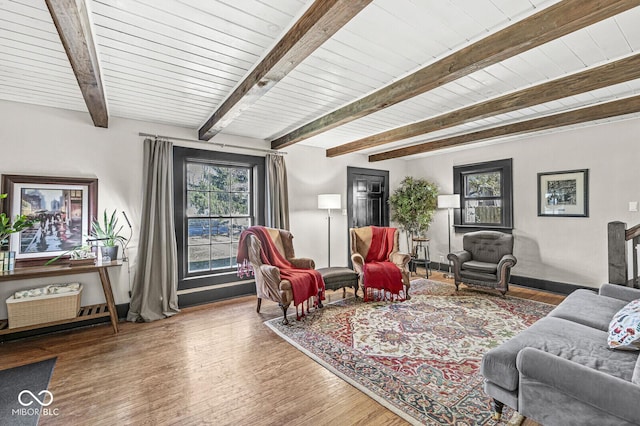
[285,144,408,269]
[0,100,408,318]
[406,118,640,288]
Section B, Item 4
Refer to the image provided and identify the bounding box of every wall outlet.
[629,201,638,212]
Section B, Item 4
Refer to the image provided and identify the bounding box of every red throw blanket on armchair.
[363,226,404,301]
[237,226,324,318]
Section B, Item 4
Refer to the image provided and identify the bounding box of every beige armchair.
[447,230,516,296]
[244,227,317,324]
[349,226,411,300]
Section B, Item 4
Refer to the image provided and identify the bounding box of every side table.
[0,261,122,335]
[410,237,430,278]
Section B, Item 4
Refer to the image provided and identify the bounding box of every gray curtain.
[127,138,180,322]
[265,153,289,230]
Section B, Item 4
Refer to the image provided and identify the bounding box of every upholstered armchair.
[349,226,411,300]
[245,227,316,324]
[447,230,516,296]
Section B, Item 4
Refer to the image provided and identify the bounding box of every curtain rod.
[138,132,287,155]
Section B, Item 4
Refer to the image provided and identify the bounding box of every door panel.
[347,167,389,229]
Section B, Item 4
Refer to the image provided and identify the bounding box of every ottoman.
[317,267,359,299]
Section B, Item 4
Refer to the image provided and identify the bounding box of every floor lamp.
[318,194,341,268]
[437,194,460,278]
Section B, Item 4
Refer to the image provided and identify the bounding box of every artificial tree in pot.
[388,177,438,253]
[91,209,128,261]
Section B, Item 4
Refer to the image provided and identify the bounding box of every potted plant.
[388,177,438,251]
[0,193,34,270]
[91,209,127,261]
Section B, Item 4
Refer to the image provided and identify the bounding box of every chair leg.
[342,287,346,298]
[454,281,460,291]
[279,303,289,325]
[256,297,262,313]
[317,290,324,308]
[492,398,504,421]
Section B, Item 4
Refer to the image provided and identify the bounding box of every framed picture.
[537,169,588,217]
[1,175,98,264]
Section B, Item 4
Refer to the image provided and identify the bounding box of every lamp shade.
[437,194,460,209]
[318,194,341,209]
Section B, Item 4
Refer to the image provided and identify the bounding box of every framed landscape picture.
[537,169,588,217]
[1,175,98,264]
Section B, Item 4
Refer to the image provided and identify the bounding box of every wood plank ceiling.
[1,0,640,160]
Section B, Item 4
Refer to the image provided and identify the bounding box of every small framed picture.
[537,169,588,217]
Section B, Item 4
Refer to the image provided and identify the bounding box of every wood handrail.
[626,223,640,241]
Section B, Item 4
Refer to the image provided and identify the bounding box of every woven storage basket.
[6,285,83,329]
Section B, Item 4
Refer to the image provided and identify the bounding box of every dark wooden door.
[347,167,389,229]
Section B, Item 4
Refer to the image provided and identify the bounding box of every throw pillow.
[608,299,640,350]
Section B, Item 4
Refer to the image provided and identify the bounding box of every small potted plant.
[91,209,128,261]
[0,193,34,270]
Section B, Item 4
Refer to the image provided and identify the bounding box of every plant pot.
[100,246,119,262]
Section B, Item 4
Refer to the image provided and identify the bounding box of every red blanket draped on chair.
[237,226,325,310]
[363,226,404,301]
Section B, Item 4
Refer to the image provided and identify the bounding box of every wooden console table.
[0,261,122,335]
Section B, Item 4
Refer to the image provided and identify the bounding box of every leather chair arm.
[448,250,471,264]
[259,264,281,282]
[351,253,365,273]
[390,251,411,268]
[288,257,315,269]
[497,254,517,275]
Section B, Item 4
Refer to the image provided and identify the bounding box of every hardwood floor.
[0,274,563,425]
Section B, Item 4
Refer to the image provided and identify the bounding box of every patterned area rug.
[265,279,553,425]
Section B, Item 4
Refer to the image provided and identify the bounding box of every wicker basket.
[6,285,83,329]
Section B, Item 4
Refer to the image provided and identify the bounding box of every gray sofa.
[481,283,640,426]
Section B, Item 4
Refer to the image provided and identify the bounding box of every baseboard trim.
[509,275,592,295]
[0,303,131,342]
[178,281,255,307]
[425,262,590,295]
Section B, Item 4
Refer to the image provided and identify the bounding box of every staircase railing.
[608,221,640,287]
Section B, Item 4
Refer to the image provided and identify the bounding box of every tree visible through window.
[186,162,252,273]
[454,159,513,230]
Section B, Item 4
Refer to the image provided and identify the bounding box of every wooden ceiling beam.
[271,0,640,150]
[46,0,108,128]
[369,95,640,161]
[198,0,372,141]
[327,52,640,157]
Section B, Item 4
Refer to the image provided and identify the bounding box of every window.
[186,163,252,273]
[173,147,265,295]
[453,158,513,231]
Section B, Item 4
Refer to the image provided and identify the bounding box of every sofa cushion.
[548,289,629,331]
[481,317,637,392]
[608,299,640,350]
[461,260,497,274]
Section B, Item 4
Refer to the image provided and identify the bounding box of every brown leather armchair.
[245,227,316,324]
[349,226,411,300]
[447,230,516,296]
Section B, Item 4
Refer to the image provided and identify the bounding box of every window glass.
[464,171,501,197]
[186,163,252,273]
[454,159,513,230]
